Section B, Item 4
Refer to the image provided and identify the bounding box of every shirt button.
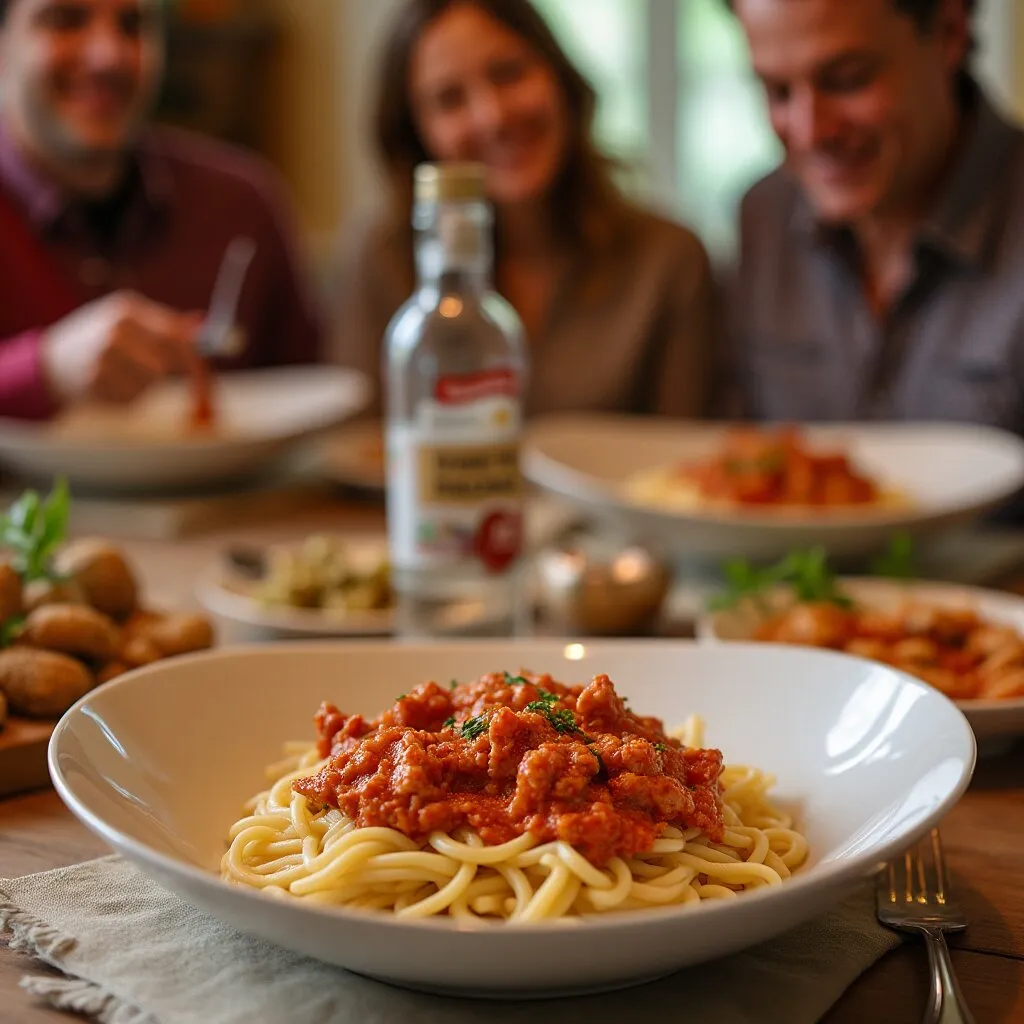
[79,257,110,288]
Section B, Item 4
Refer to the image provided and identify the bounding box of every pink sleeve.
[0,329,61,420]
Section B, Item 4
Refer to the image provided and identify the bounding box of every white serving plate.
[0,366,370,493]
[698,578,1024,741]
[194,499,584,641]
[50,640,974,997]
[195,538,393,639]
[522,416,1024,561]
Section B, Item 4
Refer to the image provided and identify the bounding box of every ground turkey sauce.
[294,672,725,867]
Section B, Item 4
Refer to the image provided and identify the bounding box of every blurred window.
[533,0,1019,262]
[532,0,777,261]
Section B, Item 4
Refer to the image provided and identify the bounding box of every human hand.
[41,291,205,405]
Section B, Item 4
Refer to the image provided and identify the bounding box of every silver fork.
[876,829,977,1024]
[196,236,256,359]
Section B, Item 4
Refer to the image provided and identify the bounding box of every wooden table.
[2,501,1024,1022]
[3,744,1022,1023]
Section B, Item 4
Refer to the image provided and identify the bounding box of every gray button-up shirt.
[728,85,1024,435]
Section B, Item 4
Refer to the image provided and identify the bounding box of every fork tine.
[914,843,928,905]
[878,829,975,1023]
[931,829,948,906]
[881,830,954,909]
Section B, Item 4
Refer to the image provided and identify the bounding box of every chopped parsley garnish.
[459,715,489,740]
[526,688,559,708]
[395,694,407,701]
[450,679,459,690]
[526,697,584,736]
[548,709,582,734]
[653,742,668,753]
[442,715,456,729]
[504,672,528,686]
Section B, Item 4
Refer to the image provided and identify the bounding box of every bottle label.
[387,370,524,573]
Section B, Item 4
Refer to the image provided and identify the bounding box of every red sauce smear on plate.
[293,673,724,867]
[188,358,216,432]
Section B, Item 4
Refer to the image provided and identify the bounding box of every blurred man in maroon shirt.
[0,0,324,419]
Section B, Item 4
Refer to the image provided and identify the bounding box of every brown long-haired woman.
[335,0,718,418]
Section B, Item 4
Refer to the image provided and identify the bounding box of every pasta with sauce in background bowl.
[699,557,1024,742]
[623,425,910,514]
[521,415,1024,563]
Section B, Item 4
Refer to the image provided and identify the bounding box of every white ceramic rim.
[48,639,978,936]
[0,367,371,453]
[522,418,1024,530]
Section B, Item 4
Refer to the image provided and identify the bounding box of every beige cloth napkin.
[1,856,900,1024]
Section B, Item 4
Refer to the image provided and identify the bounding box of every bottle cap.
[414,162,487,203]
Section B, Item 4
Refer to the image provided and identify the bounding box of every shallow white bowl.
[523,416,1024,561]
[49,641,975,997]
[0,366,370,493]
[698,578,1024,742]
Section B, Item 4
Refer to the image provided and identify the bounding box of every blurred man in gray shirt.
[724,0,1024,434]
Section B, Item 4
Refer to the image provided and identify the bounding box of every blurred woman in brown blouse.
[335,0,718,418]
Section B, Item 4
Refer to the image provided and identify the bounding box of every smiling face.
[407,1,571,209]
[0,0,163,181]
[733,0,968,225]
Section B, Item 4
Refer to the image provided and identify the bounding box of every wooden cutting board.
[0,716,55,798]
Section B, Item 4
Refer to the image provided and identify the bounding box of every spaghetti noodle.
[221,673,808,921]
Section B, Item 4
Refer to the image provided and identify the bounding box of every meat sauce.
[755,600,1024,701]
[293,672,724,867]
[680,426,879,506]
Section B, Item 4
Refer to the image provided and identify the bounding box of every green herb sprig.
[707,535,917,613]
[525,690,586,736]
[459,715,489,740]
[524,688,558,710]
[706,546,850,612]
[0,615,24,648]
[1,478,70,583]
[869,532,916,579]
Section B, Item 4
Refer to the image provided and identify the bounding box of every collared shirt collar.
[788,82,1019,271]
[0,116,176,234]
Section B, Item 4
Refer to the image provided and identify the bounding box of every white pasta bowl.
[698,578,1024,742]
[522,415,1024,561]
[0,366,370,493]
[49,641,975,997]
